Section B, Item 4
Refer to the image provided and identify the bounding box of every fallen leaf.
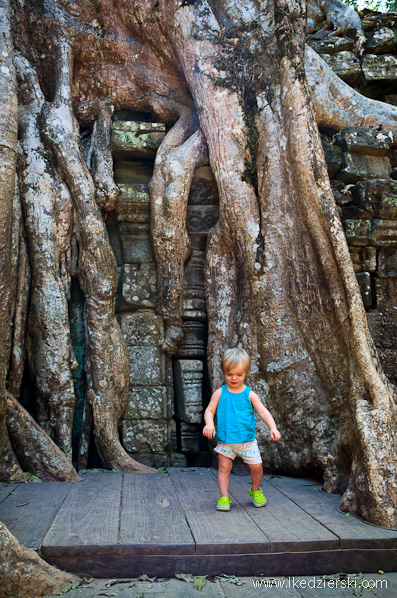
[105,580,118,588]
[175,573,195,583]
[137,574,157,582]
[17,502,29,507]
[181,468,195,472]
[60,580,81,593]
[159,498,169,509]
[345,512,350,518]
[193,576,207,590]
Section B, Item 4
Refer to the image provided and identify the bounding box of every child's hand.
[270,427,281,441]
[203,424,216,439]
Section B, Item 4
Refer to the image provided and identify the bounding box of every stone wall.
[311,10,397,387]
[108,118,218,467]
[105,11,397,466]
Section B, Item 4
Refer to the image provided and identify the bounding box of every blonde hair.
[221,348,251,376]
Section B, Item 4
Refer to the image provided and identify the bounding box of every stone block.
[111,121,166,160]
[186,205,219,233]
[367,310,397,349]
[343,220,372,246]
[127,346,170,385]
[345,219,397,248]
[118,222,155,263]
[120,312,164,346]
[180,422,202,453]
[349,246,376,273]
[350,179,397,219]
[121,262,157,308]
[331,180,352,207]
[114,162,153,185]
[122,419,170,453]
[322,51,361,83]
[362,54,397,81]
[355,272,372,308]
[189,166,219,206]
[374,277,397,309]
[322,140,343,178]
[178,321,206,358]
[125,385,172,420]
[338,153,391,184]
[364,27,396,55]
[169,453,188,466]
[307,34,354,55]
[116,184,150,224]
[182,248,206,321]
[174,359,203,424]
[378,249,397,277]
[335,127,392,157]
[370,220,397,247]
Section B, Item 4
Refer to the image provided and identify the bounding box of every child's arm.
[250,391,281,441]
[203,388,222,439]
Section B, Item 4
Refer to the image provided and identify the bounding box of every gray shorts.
[214,439,262,464]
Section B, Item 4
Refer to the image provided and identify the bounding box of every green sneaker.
[249,486,267,507]
[216,496,232,511]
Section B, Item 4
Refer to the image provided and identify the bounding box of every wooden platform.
[1,468,396,578]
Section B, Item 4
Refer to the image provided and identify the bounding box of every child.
[203,348,281,511]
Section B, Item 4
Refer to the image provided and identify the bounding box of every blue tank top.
[216,385,255,443]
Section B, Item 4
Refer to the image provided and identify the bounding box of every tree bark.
[149,111,207,355]
[0,0,25,482]
[0,521,79,598]
[16,52,77,459]
[40,41,153,472]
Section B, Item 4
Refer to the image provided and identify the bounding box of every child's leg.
[218,454,233,497]
[248,463,263,492]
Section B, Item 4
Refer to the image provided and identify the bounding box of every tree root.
[149,112,207,355]
[306,47,397,139]
[0,521,80,598]
[40,40,150,472]
[6,391,80,481]
[15,52,76,459]
[87,102,119,212]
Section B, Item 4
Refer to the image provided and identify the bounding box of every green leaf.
[345,512,350,518]
[193,576,207,590]
[157,467,168,473]
[60,580,80,593]
[17,502,29,507]
[24,472,43,482]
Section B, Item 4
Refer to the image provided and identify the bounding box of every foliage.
[345,0,397,12]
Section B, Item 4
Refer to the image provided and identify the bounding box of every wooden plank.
[167,468,270,555]
[266,476,397,549]
[0,481,72,549]
[42,472,122,556]
[42,548,397,579]
[228,475,339,552]
[0,482,20,505]
[119,473,195,555]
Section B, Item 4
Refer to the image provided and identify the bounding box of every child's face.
[224,362,246,389]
